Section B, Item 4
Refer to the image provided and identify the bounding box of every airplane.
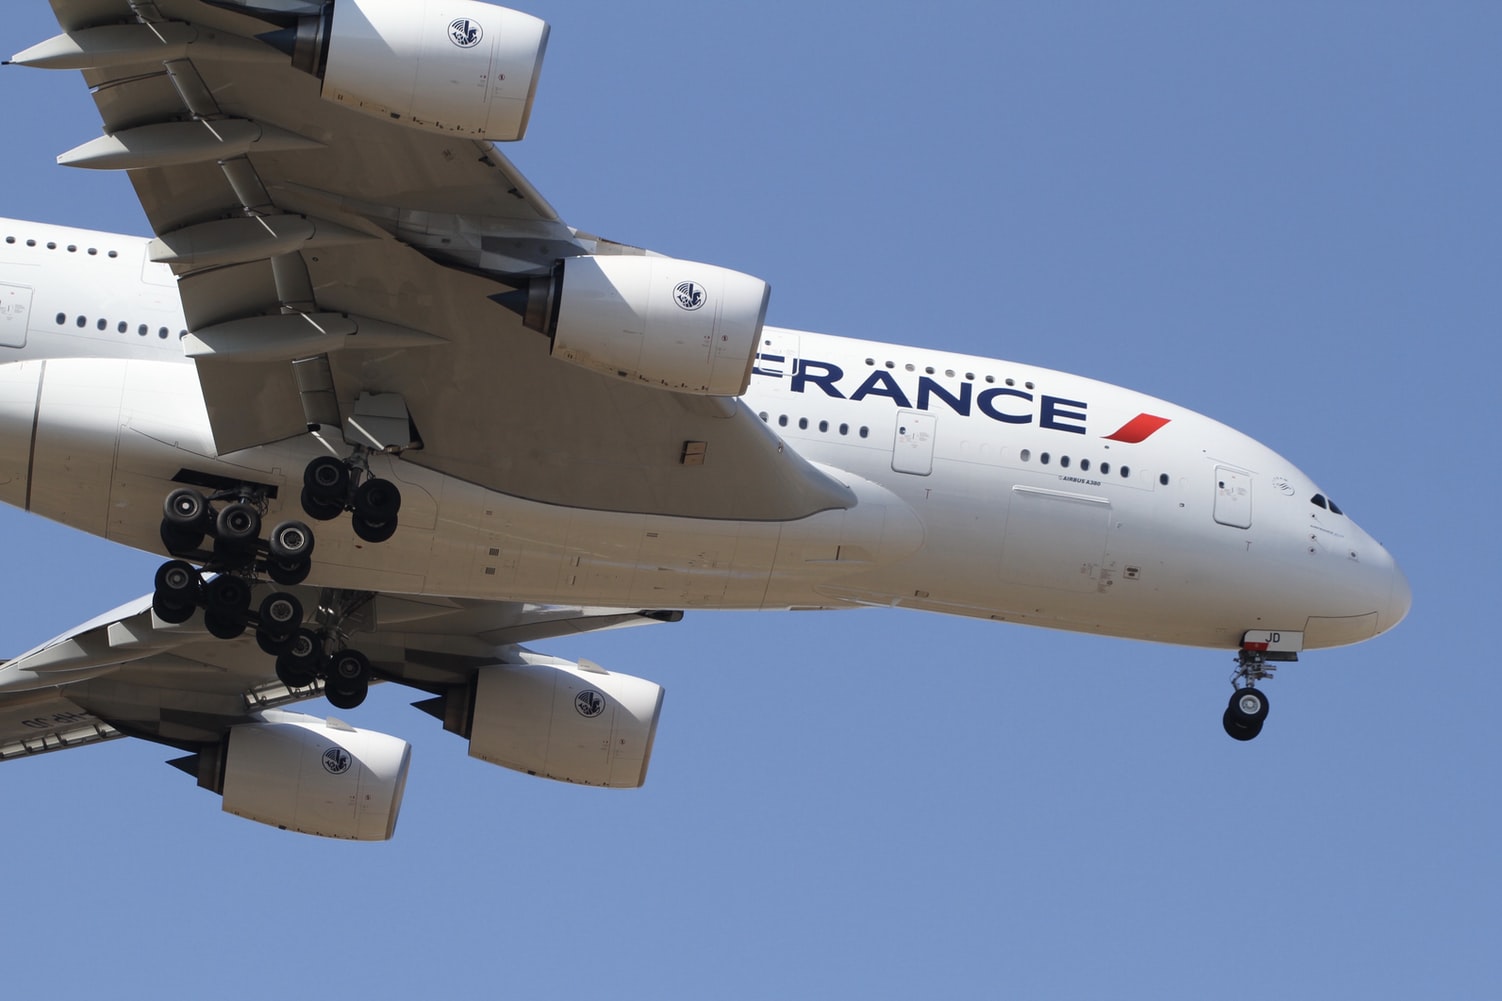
[0,0,1410,840]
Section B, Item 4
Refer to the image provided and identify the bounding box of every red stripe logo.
[1103,413,1171,443]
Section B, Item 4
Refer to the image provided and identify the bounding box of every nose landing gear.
[1221,642,1285,741]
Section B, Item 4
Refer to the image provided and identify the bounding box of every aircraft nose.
[1383,555,1412,633]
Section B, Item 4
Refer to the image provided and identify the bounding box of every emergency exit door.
[1214,466,1252,528]
[0,283,30,348]
[893,411,936,475]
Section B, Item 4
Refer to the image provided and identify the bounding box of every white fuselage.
[0,220,1410,650]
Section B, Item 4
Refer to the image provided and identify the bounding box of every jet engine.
[175,711,412,840]
[502,255,771,397]
[423,658,664,787]
[277,0,549,141]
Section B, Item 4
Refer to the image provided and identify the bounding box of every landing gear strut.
[1221,647,1276,741]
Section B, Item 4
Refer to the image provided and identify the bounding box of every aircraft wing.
[0,583,679,761]
[23,0,853,521]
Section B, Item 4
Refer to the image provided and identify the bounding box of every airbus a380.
[0,0,1409,840]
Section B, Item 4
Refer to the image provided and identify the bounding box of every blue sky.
[1,2,1496,997]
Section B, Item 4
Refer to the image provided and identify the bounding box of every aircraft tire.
[354,478,401,518]
[275,652,317,688]
[352,513,398,544]
[204,574,252,615]
[267,557,311,586]
[204,610,246,640]
[1227,687,1269,725]
[1222,708,1262,741]
[163,487,209,530]
[300,486,344,522]
[215,502,261,552]
[154,560,201,604]
[268,521,315,562]
[303,456,350,501]
[152,594,195,625]
[326,678,368,710]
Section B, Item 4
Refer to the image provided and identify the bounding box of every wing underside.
[27,0,852,521]
[0,584,680,759]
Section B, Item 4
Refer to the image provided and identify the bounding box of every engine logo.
[448,18,484,49]
[673,281,707,311]
[575,689,606,718]
[322,747,352,775]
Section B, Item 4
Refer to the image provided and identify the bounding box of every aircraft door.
[892,410,936,475]
[1214,465,1252,528]
[0,283,30,348]
[753,330,799,382]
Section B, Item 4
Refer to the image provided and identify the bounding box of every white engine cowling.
[220,712,412,840]
[468,660,664,787]
[317,0,548,141]
[509,255,770,397]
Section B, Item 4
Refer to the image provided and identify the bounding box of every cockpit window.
[1311,493,1345,516]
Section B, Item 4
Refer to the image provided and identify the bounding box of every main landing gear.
[1221,647,1275,741]
[300,453,402,543]
[150,453,404,711]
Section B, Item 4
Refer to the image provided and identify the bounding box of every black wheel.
[257,628,295,656]
[329,649,372,686]
[204,610,246,640]
[275,651,317,688]
[304,456,351,500]
[283,628,322,670]
[153,560,201,605]
[214,502,261,551]
[326,680,368,711]
[163,487,209,530]
[258,591,303,634]
[268,520,315,562]
[1227,687,1270,725]
[267,557,311,586]
[353,478,401,522]
[152,594,195,624]
[204,574,252,614]
[300,486,344,522]
[160,519,204,555]
[351,513,398,543]
[1222,707,1263,741]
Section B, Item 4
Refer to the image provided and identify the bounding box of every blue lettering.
[791,359,845,398]
[976,387,1033,424]
[752,352,786,378]
[1040,395,1088,434]
[850,371,913,409]
[916,377,972,417]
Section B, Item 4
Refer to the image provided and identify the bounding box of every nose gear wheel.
[1221,647,1277,741]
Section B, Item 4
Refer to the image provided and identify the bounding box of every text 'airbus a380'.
[0,0,1409,840]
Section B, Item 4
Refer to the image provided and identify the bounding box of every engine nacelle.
[463,660,664,787]
[208,712,412,840]
[287,0,549,141]
[507,255,770,397]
